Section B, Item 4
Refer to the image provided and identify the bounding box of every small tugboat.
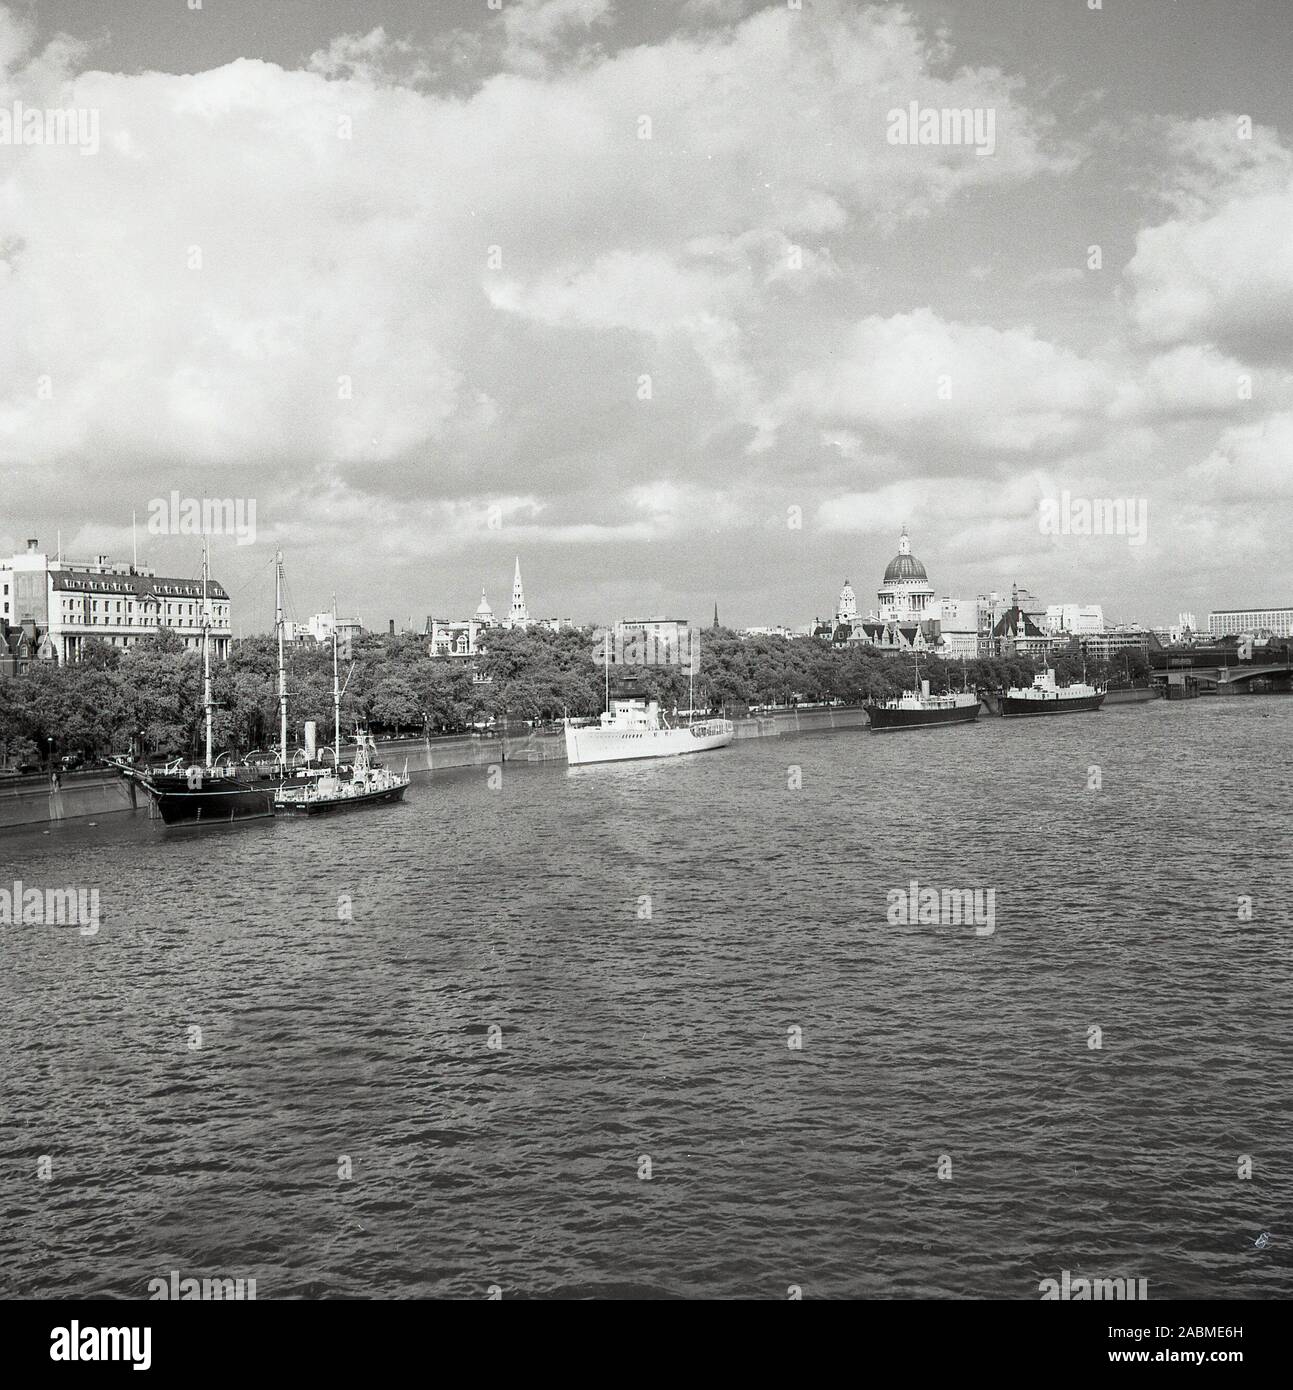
[865,679,981,731]
[274,730,409,814]
[998,667,1106,717]
[273,597,409,814]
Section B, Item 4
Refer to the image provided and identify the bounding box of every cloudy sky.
[2,0,1291,632]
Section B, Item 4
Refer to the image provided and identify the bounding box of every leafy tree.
[0,612,1162,763]
[77,638,122,671]
[367,673,421,735]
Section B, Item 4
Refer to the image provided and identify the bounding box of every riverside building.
[426,560,565,658]
[1208,607,1293,639]
[0,538,231,665]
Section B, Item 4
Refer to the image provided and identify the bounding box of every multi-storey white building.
[930,597,981,658]
[306,611,362,646]
[978,586,1046,637]
[1208,607,1293,638]
[0,538,231,665]
[1076,628,1155,662]
[1044,603,1105,636]
[611,618,695,667]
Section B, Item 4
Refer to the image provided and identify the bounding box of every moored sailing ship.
[130,763,276,825]
[115,543,276,824]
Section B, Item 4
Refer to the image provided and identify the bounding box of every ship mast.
[332,593,341,767]
[689,632,695,724]
[202,538,213,770]
[275,550,287,769]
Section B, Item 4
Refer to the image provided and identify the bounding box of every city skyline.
[3,1,1293,630]
[0,518,1275,638]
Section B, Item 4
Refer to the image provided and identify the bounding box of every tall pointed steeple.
[713,602,719,630]
[507,556,529,629]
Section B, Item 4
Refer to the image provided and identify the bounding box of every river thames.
[1,697,1289,1299]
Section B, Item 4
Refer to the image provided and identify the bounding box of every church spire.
[507,557,529,629]
[713,602,719,630]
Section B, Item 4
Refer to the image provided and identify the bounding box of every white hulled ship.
[564,693,733,766]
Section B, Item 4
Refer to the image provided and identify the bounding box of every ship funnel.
[304,720,318,760]
[921,679,930,698]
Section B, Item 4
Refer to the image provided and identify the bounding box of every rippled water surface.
[2,698,1290,1299]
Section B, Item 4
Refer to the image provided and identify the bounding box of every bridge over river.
[1151,661,1293,692]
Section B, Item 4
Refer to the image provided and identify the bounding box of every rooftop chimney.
[26,538,38,552]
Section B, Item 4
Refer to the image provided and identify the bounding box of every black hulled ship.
[997,668,1106,717]
[865,679,982,731]
[133,765,275,824]
[114,544,282,826]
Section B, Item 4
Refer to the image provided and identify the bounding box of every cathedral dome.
[882,528,928,585]
[883,552,928,584]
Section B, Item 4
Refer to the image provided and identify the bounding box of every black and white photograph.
[0,0,1289,1359]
